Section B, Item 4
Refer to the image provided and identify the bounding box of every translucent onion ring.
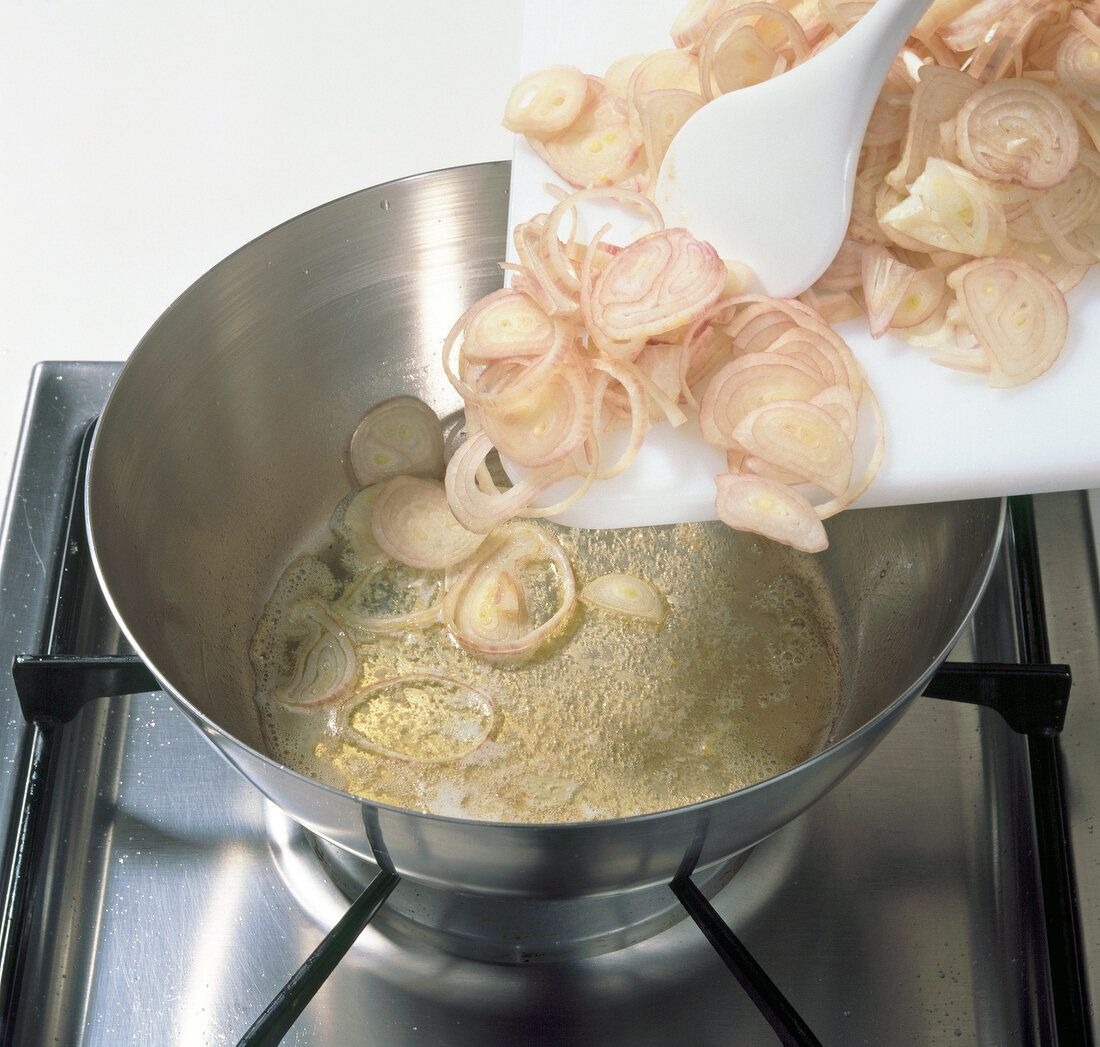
[336,673,495,763]
[443,522,576,662]
[370,475,486,570]
[272,601,357,708]
[336,561,447,635]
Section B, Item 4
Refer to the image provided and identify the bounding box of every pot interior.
[87,162,1002,822]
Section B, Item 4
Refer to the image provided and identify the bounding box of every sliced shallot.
[331,485,386,565]
[479,361,594,468]
[954,78,1080,190]
[337,560,446,635]
[370,475,486,570]
[272,601,357,708]
[698,354,824,449]
[463,289,558,361]
[503,65,591,138]
[946,257,1069,387]
[443,522,577,662]
[714,473,828,553]
[861,245,916,338]
[588,227,726,340]
[445,429,564,534]
[349,396,446,486]
[730,399,854,497]
[580,573,665,624]
[879,158,1007,257]
[336,674,495,763]
[529,82,642,189]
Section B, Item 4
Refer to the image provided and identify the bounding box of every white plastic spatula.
[656,0,935,300]
[509,0,935,531]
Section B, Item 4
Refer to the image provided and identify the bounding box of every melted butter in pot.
[250,520,844,823]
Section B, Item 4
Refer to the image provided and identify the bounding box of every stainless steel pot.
[86,161,1004,901]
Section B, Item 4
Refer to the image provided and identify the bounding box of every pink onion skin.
[589,228,726,341]
[714,473,828,554]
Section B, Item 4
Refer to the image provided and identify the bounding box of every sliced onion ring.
[731,399,853,497]
[370,476,485,570]
[946,257,1069,387]
[954,78,1080,190]
[272,601,357,708]
[336,673,494,763]
[580,573,665,623]
[443,522,576,662]
[445,430,566,534]
[502,64,590,138]
[337,561,445,635]
[349,396,446,486]
[479,361,594,468]
[713,473,828,553]
[588,227,726,341]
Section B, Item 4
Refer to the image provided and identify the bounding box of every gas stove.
[0,361,1096,1046]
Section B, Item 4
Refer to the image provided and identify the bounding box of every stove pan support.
[2,419,1090,1047]
[668,495,1089,1047]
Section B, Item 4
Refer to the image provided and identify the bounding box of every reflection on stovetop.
[0,362,1096,1047]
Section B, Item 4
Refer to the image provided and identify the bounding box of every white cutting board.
[507,0,1100,520]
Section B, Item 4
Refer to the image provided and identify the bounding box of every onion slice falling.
[713,473,828,553]
[349,396,446,486]
[370,476,486,570]
[479,361,594,468]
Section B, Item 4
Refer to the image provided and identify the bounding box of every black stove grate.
[2,424,1090,1047]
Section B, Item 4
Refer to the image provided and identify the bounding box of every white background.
[0,1,524,489]
[5,0,1099,514]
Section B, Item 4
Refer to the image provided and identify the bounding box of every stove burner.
[0,367,1095,1047]
[262,801,812,965]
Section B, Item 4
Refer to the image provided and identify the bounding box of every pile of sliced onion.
[692,293,883,550]
[438,173,877,550]
[502,0,1096,396]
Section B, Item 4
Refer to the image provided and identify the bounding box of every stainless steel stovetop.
[0,362,1096,1046]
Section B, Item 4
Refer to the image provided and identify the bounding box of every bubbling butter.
[250,517,844,823]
